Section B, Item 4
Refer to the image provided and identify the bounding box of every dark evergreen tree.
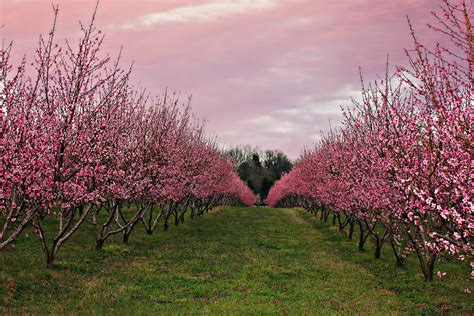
[227,146,293,202]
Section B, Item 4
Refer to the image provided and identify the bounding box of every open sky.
[1,0,441,158]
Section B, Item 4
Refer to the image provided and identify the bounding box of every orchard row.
[268,0,473,280]
[0,8,256,267]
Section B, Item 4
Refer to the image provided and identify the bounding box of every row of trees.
[0,6,255,267]
[227,146,292,201]
[268,0,472,280]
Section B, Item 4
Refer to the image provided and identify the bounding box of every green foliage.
[227,146,292,200]
[0,207,471,314]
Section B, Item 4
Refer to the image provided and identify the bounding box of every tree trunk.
[390,238,406,266]
[0,210,37,250]
[405,225,437,280]
[358,222,368,251]
[34,206,92,268]
[419,254,436,281]
[174,210,179,226]
[145,206,154,234]
[337,213,347,233]
[122,230,130,244]
[374,242,383,259]
[348,220,355,240]
[323,209,330,222]
[96,238,105,250]
[46,253,55,269]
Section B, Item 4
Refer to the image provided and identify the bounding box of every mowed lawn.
[0,207,472,314]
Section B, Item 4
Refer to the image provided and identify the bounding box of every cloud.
[121,0,279,29]
[3,0,439,159]
[244,115,278,125]
[243,115,298,135]
[283,17,312,28]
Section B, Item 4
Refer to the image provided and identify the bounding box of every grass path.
[1,207,472,314]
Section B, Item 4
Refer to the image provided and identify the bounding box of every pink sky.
[1,0,441,158]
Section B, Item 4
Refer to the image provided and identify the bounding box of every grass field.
[1,206,472,314]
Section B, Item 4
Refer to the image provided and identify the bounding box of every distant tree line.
[226,146,292,202]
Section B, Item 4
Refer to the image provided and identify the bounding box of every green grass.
[1,207,472,314]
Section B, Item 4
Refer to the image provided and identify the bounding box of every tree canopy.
[226,146,292,202]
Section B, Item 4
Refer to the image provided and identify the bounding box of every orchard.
[268,0,473,281]
[0,5,255,267]
[0,0,472,313]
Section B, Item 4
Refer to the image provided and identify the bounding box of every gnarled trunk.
[33,205,93,268]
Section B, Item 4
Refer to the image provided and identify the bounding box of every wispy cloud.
[121,0,279,29]
[242,115,300,136]
[3,0,438,158]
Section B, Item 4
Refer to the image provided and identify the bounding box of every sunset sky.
[1,0,442,158]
